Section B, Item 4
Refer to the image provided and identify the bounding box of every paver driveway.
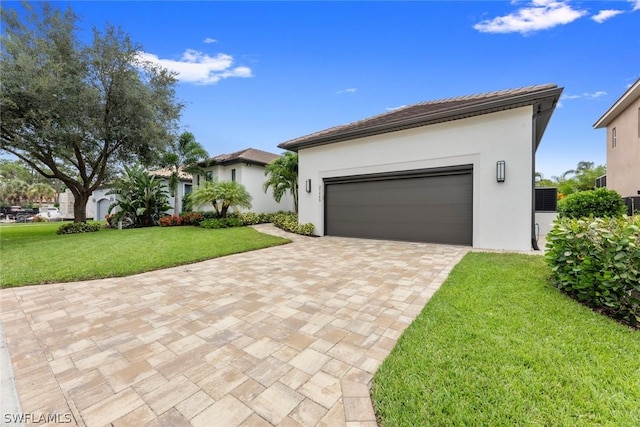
[0,224,468,427]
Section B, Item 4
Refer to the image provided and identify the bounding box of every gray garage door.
[324,165,473,245]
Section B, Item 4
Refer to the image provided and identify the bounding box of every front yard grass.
[0,222,290,287]
[372,252,640,426]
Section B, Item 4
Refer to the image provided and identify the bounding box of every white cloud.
[137,49,252,85]
[560,91,607,101]
[558,90,607,107]
[336,88,357,94]
[631,0,640,11]
[592,9,624,23]
[203,38,218,44]
[474,0,587,34]
[386,105,407,111]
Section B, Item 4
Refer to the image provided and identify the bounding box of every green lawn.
[0,222,290,287]
[372,252,640,427]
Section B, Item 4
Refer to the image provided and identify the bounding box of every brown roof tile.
[148,167,192,181]
[279,84,562,150]
[203,148,281,166]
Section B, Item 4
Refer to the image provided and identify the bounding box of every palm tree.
[1,179,28,206]
[191,180,252,218]
[27,183,56,206]
[160,132,209,213]
[263,152,299,213]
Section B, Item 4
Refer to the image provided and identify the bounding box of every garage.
[324,166,473,245]
[279,84,563,251]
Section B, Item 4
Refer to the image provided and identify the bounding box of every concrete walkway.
[0,224,468,427]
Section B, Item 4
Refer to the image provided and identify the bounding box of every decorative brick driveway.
[0,225,468,427]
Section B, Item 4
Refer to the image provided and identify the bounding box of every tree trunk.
[70,188,90,223]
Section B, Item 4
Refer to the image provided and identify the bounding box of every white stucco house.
[194,148,295,214]
[278,84,563,252]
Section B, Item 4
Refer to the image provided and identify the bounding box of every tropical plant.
[536,161,607,196]
[160,132,208,213]
[264,152,299,213]
[0,179,28,206]
[106,165,171,227]
[191,180,252,218]
[1,3,182,222]
[181,192,193,213]
[27,183,56,205]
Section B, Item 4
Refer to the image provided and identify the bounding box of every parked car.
[34,207,63,221]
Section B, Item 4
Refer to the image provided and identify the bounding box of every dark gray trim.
[323,164,473,185]
[280,88,563,151]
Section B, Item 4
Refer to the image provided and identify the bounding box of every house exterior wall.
[195,163,294,214]
[240,164,295,213]
[58,189,96,220]
[606,96,640,197]
[298,107,535,251]
[165,180,191,215]
[91,187,113,221]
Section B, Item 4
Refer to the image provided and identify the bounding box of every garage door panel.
[325,170,472,245]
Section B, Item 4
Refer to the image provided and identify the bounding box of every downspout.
[531,108,540,251]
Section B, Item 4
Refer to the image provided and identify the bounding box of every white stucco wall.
[298,107,535,251]
[241,164,295,213]
[195,163,294,214]
[535,212,558,237]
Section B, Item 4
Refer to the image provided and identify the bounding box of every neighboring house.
[90,168,192,220]
[279,84,563,252]
[593,78,640,198]
[195,148,295,213]
[58,189,95,220]
[146,167,193,216]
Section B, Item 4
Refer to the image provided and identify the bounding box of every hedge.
[57,222,101,235]
[546,215,640,327]
[558,188,626,219]
[271,212,315,236]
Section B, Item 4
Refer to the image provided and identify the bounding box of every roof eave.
[279,87,563,151]
[593,79,640,129]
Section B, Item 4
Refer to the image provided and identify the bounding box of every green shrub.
[234,212,279,226]
[558,188,626,218]
[546,215,640,326]
[199,217,243,229]
[272,212,315,236]
[236,212,261,225]
[199,211,218,220]
[57,222,101,235]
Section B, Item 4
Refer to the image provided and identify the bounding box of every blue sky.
[7,1,640,179]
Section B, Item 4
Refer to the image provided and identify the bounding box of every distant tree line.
[536,161,606,198]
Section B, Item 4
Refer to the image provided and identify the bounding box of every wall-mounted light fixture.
[305,179,312,193]
[496,160,506,183]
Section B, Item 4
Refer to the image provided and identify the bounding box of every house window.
[612,127,616,148]
[205,171,213,182]
[231,169,236,182]
[185,184,192,194]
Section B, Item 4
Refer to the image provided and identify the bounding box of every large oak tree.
[1,2,183,222]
